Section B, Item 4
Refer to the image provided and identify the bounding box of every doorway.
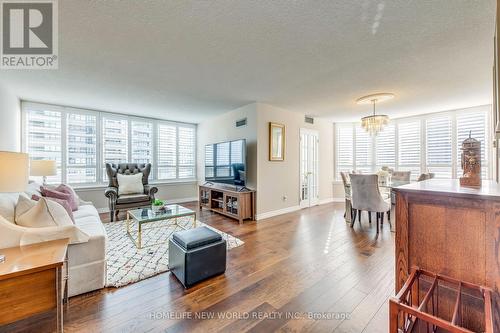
[300,128,319,208]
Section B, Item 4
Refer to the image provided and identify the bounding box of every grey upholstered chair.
[340,172,352,219]
[349,174,391,233]
[104,163,158,221]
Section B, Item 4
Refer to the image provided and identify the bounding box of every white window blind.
[426,116,452,178]
[178,126,196,179]
[131,120,153,164]
[354,125,373,173]
[397,121,421,180]
[456,112,488,179]
[157,123,177,180]
[23,102,197,186]
[205,144,214,178]
[67,113,97,184]
[375,123,396,170]
[336,125,354,176]
[25,109,62,184]
[334,107,490,181]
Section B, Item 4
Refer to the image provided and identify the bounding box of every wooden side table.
[0,238,69,332]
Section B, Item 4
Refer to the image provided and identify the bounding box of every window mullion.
[61,111,67,184]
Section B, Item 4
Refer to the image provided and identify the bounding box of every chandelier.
[357,93,394,136]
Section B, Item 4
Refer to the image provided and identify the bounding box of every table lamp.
[0,152,29,263]
[30,159,57,185]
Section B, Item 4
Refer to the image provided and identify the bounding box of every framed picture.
[269,122,285,161]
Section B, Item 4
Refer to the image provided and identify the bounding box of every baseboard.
[95,196,199,214]
[331,197,345,203]
[255,205,301,221]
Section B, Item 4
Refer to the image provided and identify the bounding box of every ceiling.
[0,0,496,123]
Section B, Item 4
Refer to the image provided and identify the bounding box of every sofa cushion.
[117,193,149,204]
[73,204,100,220]
[0,193,18,223]
[69,215,107,266]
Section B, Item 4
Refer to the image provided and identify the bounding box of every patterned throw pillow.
[55,184,80,211]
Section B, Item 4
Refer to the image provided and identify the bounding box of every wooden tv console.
[199,184,255,224]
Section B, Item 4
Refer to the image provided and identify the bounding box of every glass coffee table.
[126,204,196,249]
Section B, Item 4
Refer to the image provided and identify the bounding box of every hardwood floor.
[5,202,395,333]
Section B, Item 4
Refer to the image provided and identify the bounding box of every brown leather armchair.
[104,163,158,221]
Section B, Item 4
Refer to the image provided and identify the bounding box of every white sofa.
[0,182,107,297]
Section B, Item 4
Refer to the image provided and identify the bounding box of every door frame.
[299,128,320,208]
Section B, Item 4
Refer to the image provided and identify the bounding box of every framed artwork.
[269,122,285,161]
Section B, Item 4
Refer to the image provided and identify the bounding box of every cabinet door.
[224,194,239,216]
[199,188,210,206]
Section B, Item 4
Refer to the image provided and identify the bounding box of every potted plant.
[152,199,165,213]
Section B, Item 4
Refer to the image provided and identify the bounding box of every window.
[397,121,421,180]
[354,125,373,173]
[375,123,395,170]
[66,113,97,184]
[22,102,197,185]
[335,107,491,181]
[426,116,453,178]
[25,109,62,184]
[335,125,354,174]
[131,120,153,164]
[157,123,177,180]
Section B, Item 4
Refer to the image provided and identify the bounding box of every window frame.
[334,106,492,181]
[21,101,197,187]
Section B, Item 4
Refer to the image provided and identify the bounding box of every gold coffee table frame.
[126,204,197,249]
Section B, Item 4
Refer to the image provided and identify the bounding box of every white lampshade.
[30,160,57,177]
[0,152,29,192]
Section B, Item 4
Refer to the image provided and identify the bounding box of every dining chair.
[349,174,391,233]
[340,172,352,219]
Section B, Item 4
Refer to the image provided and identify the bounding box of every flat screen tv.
[205,139,246,187]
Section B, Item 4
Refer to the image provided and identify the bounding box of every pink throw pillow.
[41,186,78,212]
[55,184,79,211]
[32,194,74,223]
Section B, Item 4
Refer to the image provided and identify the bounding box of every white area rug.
[103,216,244,287]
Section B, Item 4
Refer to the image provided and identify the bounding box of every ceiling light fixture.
[356,93,394,136]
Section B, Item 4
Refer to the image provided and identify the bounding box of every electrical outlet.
[282,195,287,201]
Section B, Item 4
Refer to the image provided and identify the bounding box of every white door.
[300,128,319,208]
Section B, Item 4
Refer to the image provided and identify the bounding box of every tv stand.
[199,184,256,224]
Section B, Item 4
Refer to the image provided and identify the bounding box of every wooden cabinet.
[0,239,69,332]
[393,179,500,330]
[199,185,255,224]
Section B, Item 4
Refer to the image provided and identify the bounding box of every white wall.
[255,103,334,216]
[197,103,258,189]
[0,84,20,151]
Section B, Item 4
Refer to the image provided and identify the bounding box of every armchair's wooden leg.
[358,210,361,223]
[368,212,372,224]
[110,211,114,222]
[351,209,357,228]
[381,213,384,228]
[387,210,391,221]
[376,220,380,234]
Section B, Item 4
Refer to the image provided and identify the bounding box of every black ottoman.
[169,226,226,288]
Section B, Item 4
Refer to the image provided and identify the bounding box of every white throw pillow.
[117,173,144,195]
[15,195,73,228]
